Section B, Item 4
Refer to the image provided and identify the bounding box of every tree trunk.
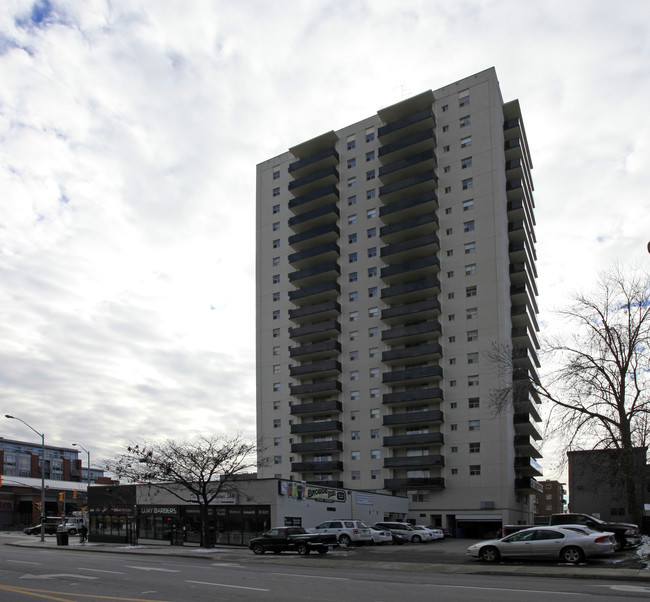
[200,503,212,548]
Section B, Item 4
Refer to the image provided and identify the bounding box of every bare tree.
[105,434,257,547]
[491,265,650,524]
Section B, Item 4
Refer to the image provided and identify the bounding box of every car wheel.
[297,543,310,555]
[339,534,352,547]
[251,543,265,555]
[317,547,328,555]
[412,535,422,543]
[613,537,624,552]
[561,546,584,564]
[479,546,500,563]
[68,529,77,536]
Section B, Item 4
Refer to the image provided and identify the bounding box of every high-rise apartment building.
[256,68,541,532]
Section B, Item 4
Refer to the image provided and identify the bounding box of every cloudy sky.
[1,0,648,476]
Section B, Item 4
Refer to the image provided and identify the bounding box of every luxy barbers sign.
[140,506,178,516]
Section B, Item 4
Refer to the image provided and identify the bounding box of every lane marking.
[210,562,243,568]
[20,573,99,580]
[0,584,168,600]
[187,580,270,592]
[433,584,585,596]
[271,572,349,581]
[124,566,180,573]
[78,568,126,574]
[6,560,40,565]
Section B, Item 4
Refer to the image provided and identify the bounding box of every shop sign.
[304,485,346,503]
[139,506,178,516]
[189,491,237,505]
[356,493,374,506]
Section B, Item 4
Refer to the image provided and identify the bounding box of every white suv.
[311,519,372,546]
[374,521,427,543]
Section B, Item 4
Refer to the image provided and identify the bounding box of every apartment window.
[464,220,475,232]
[446,251,454,259]
[348,233,357,244]
[273,382,280,392]
[272,204,280,214]
[273,168,280,180]
[367,266,377,278]
[467,330,478,342]
[366,151,375,161]
[367,247,377,258]
[351,391,360,401]
[370,388,380,398]
[449,358,456,365]
[350,330,359,341]
[274,456,282,464]
[445,208,452,215]
[546,494,552,500]
[369,347,379,358]
[459,90,470,106]
[467,307,477,320]
[446,228,453,235]
[348,176,356,187]
[273,437,281,446]
[442,104,448,112]
[349,310,359,321]
[349,273,358,284]
[451,446,458,453]
[368,307,378,318]
[448,336,456,343]
[370,449,380,459]
[272,310,280,320]
[367,208,377,219]
[371,469,380,480]
[449,380,457,387]
[273,419,281,428]
[444,186,451,194]
[450,424,458,431]
[451,468,458,475]
[273,346,280,355]
[367,189,376,199]
[370,367,379,378]
[349,291,358,302]
[365,128,375,142]
[461,157,472,169]
[351,451,361,460]
[347,136,356,150]
[442,125,449,133]
[349,252,358,263]
[469,465,481,476]
[443,145,450,153]
[462,178,473,191]
[369,326,378,337]
[463,199,474,211]
[459,115,471,128]
[272,239,280,248]
[450,402,457,409]
[350,350,359,361]
[273,400,281,409]
[464,242,476,254]
[351,431,360,440]
[443,166,451,173]
[367,227,377,238]
[467,352,479,364]
[468,375,479,388]
[273,187,280,197]
[350,370,359,381]
[273,364,280,374]
[468,397,480,408]
[447,270,454,278]
[448,314,455,321]
[272,274,280,284]
[366,170,375,181]
[347,158,356,169]
[371,429,380,439]
[368,286,378,298]
[272,256,280,266]
[348,195,357,206]
[465,264,476,276]
[348,214,357,225]
[351,471,361,480]
[466,285,477,297]
[370,408,380,418]
[460,136,472,148]
[272,221,280,231]
[272,292,280,302]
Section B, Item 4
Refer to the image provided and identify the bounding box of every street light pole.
[72,443,91,487]
[5,415,46,542]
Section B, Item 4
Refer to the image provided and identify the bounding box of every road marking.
[20,573,99,580]
[124,566,180,572]
[78,568,126,574]
[6,560,40,565]
[433,584,585,595]
[187,580,270,592]
[603,585,650,593]
[271,572,350,581]
[210,562,243,568]
[0,584,167,600]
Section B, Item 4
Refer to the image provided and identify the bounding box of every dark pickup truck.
[248,526,338,555]
[503,513,641,551]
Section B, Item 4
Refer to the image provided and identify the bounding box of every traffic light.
[58,492,64,502]
[0,474,2,486]
[72,490,77,499]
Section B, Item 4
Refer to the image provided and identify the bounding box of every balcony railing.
[378,149,437,184]
[289,184,339,215]
[289,339,341,360]
[379,189,438,220]
[383,432,444,447]
[378,128,436,160]
[290,399,343,416]
[288,319,341,342]
[382,409,443,426]
[290,420,343,434]
[384,477,444,490]
[380,212,439,243]
[514,477,543,494]
[514,456,543,477]
[378,170,437,201]
[381,342,442,364]
[381,320,441,344]
[384,454,444,469]
[288,223,339,251]
[288,241,339,269]
[381,298,441,323]
[288,203,339,233]
[291,461,343,472]
[288,166,339,194]
[288,281,340,304]
[380,232,439,262]
[383,387,443,405]
[378,107,435,142]
[289,300,340,324]
[288,147,339,177]
[289,359,341,379]
[382,365,443,384]
[291,440,343,453]
[290,380,342,398]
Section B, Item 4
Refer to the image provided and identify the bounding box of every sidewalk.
[5,535,650,583]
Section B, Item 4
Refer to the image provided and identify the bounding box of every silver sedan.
[467,526,615,564]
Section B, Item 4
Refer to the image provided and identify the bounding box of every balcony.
[513,412,542,439]
[514,434,542,458]
[504,138,522,160]
[503,116,522,137]
[384,455,444,469]
[288,147,339,178]
[290,380,342,398]
[378,149,437,184]
[384,477,444,491]
[289,261,340,286]
[289,300,340,324]
[378,128,436,161]
[512,324,540,351]
[289,166,339,195]
[290,420,343,435]
[288,203,339,233]
[511,303,539,333]
[291,461,343,472]
[381,276,441,304]
[383,432,444,447]
[378,107,435,143]
[382,342,442,365]
[291,440,343,453]
[383,387,443,406]
[288,281,340,305]
[506,178,524,201]
[382,365,443,385]
[289,184,339,216]
[380,212,439,244]
[382,409,443,426]
[381,320,441,345]
[290,359,341,379]
[380,232,439,262]
[381,298,441,324]
[379,189,438,221]
[514,477,543,494]
[289,339,341,360]
[288,223,339,251]
[381,256,440,285]
[514,456,543,477]
[378,170,437,202]
[512,345,540,370]
[290,399,343,416]
[288,241,340,269]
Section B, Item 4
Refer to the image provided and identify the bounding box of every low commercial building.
[88,477,408,545]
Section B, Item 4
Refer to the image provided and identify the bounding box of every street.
[1,535,650,601]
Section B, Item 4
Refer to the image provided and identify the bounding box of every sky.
[1,0,648,478]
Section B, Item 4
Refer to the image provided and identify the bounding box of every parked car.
[248,526,338,555]
[310,519,372,546]
[417,525,444,541]
[368,527,393,545]
[390,531,407,545]
[468,525,616,564]
[410,525,434,542]
[374,522,426,543]
[23,522,58,535]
